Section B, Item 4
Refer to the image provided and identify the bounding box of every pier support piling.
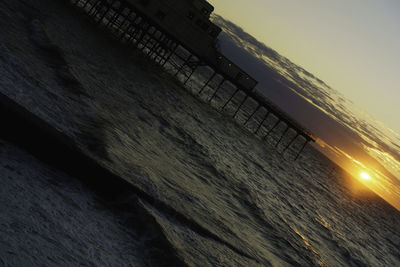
[198,71,216,95]
[243,104,260,126]
[254,111,270,134]
[96,3,112,25]
[264,119,281,140]
[175,54,193,77]
[295,140,309,161]
[233,95,249,118]
[161,43,178,67]
[275,125,289,148]
[221,88,240,110]
[88,0,102,16]
[208,78,225,102]
[184,62,200,85]
[282,133,299,154]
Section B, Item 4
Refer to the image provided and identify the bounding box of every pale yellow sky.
[208,0,400,135]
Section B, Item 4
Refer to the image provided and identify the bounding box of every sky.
[208,0,400,135]
[208,0,400,208]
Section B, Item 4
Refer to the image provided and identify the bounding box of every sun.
[360,172,372,181]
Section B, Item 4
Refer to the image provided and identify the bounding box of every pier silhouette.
[69,0,315,159]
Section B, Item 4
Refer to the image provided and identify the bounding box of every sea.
[0,0,399,266]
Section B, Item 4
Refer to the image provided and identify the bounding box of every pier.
[69,0,315,160]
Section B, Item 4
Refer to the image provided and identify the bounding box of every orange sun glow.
[360,172,372,181]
